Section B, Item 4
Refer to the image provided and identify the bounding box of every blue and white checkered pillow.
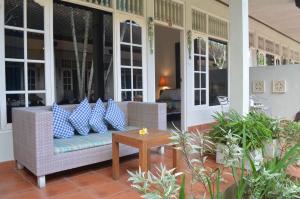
[89,99,108,133]
[53,103,74,139]
[69,98,92,136]
[104,99,126,131]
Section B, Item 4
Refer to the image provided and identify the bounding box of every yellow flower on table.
[139,128,148,135]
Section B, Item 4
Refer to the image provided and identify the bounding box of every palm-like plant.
[128,112,300,199]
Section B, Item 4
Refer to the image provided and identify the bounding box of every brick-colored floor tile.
[86,181,129,198]
[0,161,15,174]
[4,189,46,199]
[69,172,114,187]
[53,190,97,199]
[0,180,34,198]
[41,179,79,197]
[106,190,141,199]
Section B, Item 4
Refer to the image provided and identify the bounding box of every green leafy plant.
[128,112,300,199]
[210,110,273,150]
[279,120,300,152]
[129,127,246,199]
[246,144,300,199]
[128,164,182,199]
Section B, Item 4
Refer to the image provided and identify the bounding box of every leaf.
[179,175,186,199]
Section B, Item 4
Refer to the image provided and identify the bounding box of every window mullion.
[130,21,134,101]
[24,0,28,107]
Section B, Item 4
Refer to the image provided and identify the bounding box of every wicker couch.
[12,102,166,188]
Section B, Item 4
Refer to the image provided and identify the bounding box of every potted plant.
[278,120,300,165]
[210,110,272,170]
[128,124,300,198]
[248,112,281,159]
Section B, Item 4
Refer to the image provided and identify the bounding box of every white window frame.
[116,14,147,102]
[0,0,51,129]
[62,69,73,91]
[192,34,209,107]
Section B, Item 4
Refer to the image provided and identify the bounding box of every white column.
[229,0,250,115]
[146,0,156,102]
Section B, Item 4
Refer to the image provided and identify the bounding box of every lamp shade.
[159,76,168,87]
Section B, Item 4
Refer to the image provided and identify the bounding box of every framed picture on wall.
[252,80,265,93]
[272,80,287,93]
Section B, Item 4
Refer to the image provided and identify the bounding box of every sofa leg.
[16,161,24,170]
[37,176,46,188]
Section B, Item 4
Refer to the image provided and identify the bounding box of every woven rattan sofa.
[12,102,166,188]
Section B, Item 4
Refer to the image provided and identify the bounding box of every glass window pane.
[194,56,200,71]
[6,94,25,123]
[133,69,142,89]
[266,54,275,66]
[120,21,130,43]
[122,91,132,101]
[201,56,206,71]
[28,63,45,90]
[194,73,200,89]
[194,90,200,106]
[5,29,24,59]
[209,39,228,106]
[201,74,206,89]
[53,2,114,104]
[27,0,44,30]
[28,32,44,60]
[121,45,131,66]
[5,0,23,27]
[29,93,45,106]
[121,68,131,89]
[201,90,206,105]
[133,91,143,102]
[200,39,206,55]
[132,46,142,66]
[132,24,141,44]
[6,62,24,91]
[194,39,199,54]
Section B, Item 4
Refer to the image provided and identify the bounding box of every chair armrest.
[12,108,53,174]
[127,102,167,130]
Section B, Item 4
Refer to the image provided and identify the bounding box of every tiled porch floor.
[0,149,236,199]
[5,146,296,199]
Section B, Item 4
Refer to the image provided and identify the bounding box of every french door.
[116,15,146,102]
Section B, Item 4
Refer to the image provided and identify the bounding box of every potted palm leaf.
[210,110,272,170]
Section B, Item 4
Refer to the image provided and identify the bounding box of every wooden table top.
[112,129,171,143]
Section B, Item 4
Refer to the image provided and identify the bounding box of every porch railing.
[116,0,144,16]
[154,0,184,27]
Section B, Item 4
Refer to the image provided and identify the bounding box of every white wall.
[250,65,300,120]
[0,130,14,162]
[155,25,180,99]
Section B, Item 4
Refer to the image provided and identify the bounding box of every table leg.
[112,139,120,180]
[139,144,149,172]
[172,147,178,171]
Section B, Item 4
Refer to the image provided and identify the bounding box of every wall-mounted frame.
[272,80,287,93]
[252,80,265,93]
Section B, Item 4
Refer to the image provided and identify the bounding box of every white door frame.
[153,23,187,130]
[115,13,147,102]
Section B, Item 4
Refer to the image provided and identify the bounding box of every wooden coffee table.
[112,129,178,180]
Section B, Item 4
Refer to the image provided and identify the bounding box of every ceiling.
[219,0,300,43]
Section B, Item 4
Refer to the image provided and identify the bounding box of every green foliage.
[210,110,273,150]
[246,144,300,199]
[179,175,185,199]
[128,164,182,199]
[279,120,300,149]
[128,112,300,199]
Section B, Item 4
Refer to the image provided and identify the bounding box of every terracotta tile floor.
[0,148,242,199]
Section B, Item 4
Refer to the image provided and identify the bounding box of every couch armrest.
[127,102,167,130]
[12,108,53,175]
